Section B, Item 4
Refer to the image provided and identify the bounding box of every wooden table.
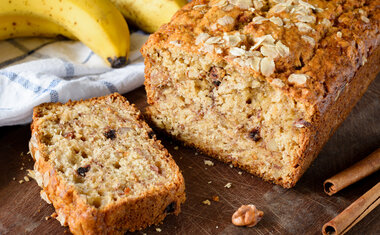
[0,75,379,235]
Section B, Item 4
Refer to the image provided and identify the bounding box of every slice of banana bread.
[141,0,380,188]
[29,93,185,234]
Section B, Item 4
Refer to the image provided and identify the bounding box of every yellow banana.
[0,15,76,40]
[110,0,187,33]
[1,0,130,68]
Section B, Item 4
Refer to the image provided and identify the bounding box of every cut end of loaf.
[144,48,310,187]
[29,93,185,233]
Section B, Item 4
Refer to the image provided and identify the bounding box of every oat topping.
[252,16,267,25]
[223,33,242,47]
[254,34,275,45]
[210,23,218,31]
[260,44,279,58]
[228,0,254,9]
[361,15,370,24]
[193,4,207,9]
[218,15,235,26]
[269,2,287,14]
[229,47,246,56]
[260,57,275,77]
[271,78,285,88]
[275,41,290,57]
[295,22,315,33]
[193,0,336,80]
[205,36,224,44]
[320,18,331,27]
[195,33,210,45]
[336,31,342,38]
[213,0,228,7]
[252,0,264,10]
[288,73,309,85]
[269,16,283,26]
[301,35,315,46]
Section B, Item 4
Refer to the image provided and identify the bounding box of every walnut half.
[231,204,264,227]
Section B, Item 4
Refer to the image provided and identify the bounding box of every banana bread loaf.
[29,93,185,234]
[141,0,380,188]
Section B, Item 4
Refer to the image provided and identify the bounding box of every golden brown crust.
[29,93,186,234]
[290,44,380,187]
[142,0,380,187]
[142,0,379,111]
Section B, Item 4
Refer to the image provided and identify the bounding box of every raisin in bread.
[141,0,380,188]
[29,93,185,234]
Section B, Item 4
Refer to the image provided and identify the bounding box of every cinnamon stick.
[324,148,380,196]
[322,182,380,235]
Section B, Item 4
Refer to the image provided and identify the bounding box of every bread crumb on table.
[24,176,30,182]
[212,195,220,202]
[204,160,214,166]
[202,199,211,205]
[224,183,232,188]
[156,228,162,232]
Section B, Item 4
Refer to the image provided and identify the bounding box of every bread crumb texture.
[142,0,380,188]
[29,93,185,234]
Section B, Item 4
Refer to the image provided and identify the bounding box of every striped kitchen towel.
[0,31,149,126]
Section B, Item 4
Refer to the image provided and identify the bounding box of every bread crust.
[29,93,186,234]
[142,0,380,187]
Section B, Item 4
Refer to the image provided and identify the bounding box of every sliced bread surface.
[29,93,185,234]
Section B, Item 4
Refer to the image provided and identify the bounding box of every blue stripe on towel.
[0,70,60,102]
[82,51,94,64]
[59,58,75,78]
[0,40,57,69]
[50,90,59,102]
[101,81,118,93]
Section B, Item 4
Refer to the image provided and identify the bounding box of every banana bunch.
[0,0,130,68]
[110,0,188,33]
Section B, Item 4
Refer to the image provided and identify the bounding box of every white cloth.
[0,31,149,126]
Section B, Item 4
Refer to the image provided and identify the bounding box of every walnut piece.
[232,204,264,227]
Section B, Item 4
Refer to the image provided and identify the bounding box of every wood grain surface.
[0,74,379,235]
